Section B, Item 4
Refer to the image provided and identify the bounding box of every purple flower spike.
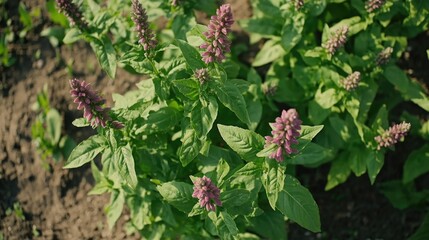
[341,71,361,91]
[264,109,302,162]
[323,26,349,55]
[192,176,222,212]
[69,78,124,129]
[131,0,157,53]
[200,4,234,64]
[375,122,411,150]
[55,0,88,29]
[366,0,386,13]
[195,68,209,84]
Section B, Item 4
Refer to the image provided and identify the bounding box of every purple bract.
[131,0,157,53]
[264,109,302,162]
[69,78,123,129]
[200,4,234,64]
[192,176,222,212]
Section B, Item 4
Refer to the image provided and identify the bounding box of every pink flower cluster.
[55,0,87,29]
[366,0,386,13]
[200,4,234,64]
[375,122,411,150]
[341,71,361,91]
[376,47,393,66]
[131,0,157,52]
[194,68,209,84]
[265,109,302,162]
[323,26,349,55]
[192,176,222,212]
[69,79,124,129]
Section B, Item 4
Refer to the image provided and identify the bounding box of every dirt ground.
[0,0,428,239]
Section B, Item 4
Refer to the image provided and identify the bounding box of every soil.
[0,0,428,240]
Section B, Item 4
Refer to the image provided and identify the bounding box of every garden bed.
[1,0,428,239]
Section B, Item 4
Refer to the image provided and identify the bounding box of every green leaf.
[186,24,207,47]
[114,144,138,187]
[178,127,201,166]
[72,118,90,127]
[136,107,181,134]
[64,135,107,168]
[329,116,351,142]
[86,0,101,12]
[262,159,286,209]
[59,136,76,160]
[308,100,331,124]
[172,14,195,40]
[384,65,429,112]
[106,190,125,229]
[403,145,429,184]
[89,36,117,79]
[172,78,200,100]
[280,12,305,53]
[194,0,217,14]
[288,143,332,166]
[379,180,429,210]
[252,39,285,67]
[409,212,429,240]
[371,105,388,132]
[221,189,250,208]
[325,156,351,190]
[240,18,282,36]
[229,162,263,192]
[277,175,321,232]
[175,39,205,70]
[306,0,327,16]
[18,3,32,28]
[219,211,239,237]
[345,79,378,122]
[245,95,263,131]
[367,150,385,184]
[216,158,230,186]
[156,181,195,213]
[348,147,368,177]
[314,87,344,109]
[46,109,62,144]
[249,211,286,239]
[46,0,68,27]
[188,203,206,217]
[218,124,265,162]
[214,82,251,127]
[295,125,324,152]
[63,28,81,44]
[191,97,218,138]
[40,26,65,47]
